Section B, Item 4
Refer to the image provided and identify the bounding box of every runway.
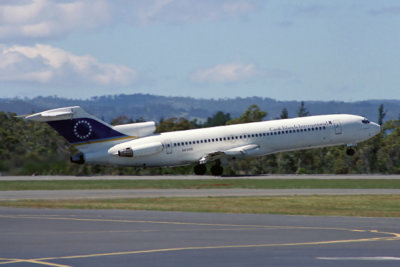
[1,207,400,267]
[2,175,400,200]
[1,174,400,180]
[2,189,400,200]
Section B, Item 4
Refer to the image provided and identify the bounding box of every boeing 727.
[24,106,381,175]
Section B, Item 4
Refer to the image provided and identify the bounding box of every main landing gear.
[210,161,224,176]
[194,164,207,175]
[193,161,224,176]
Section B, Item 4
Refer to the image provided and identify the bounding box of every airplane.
[24,106,381,175]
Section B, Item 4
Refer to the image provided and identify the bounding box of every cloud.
[0,0,111,41]
[123,0,256,25]
[0,0,257,42]
[0,44,137,87]
[369,6,400,16]
[190,63,259,83]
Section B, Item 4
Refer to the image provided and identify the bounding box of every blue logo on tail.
[48,118,127,144]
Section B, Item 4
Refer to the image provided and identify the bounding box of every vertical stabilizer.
[25,106,129,151]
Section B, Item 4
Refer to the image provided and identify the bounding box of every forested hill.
[1,94,399,123]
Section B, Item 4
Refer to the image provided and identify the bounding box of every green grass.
[1,195,400,217]
[1,179,400,191]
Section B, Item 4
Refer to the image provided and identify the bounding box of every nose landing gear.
[346,147,355,156]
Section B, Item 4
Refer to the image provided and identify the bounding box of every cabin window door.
[333,120,342,135]
[165,140,173,154]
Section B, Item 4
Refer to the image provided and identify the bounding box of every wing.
[199,144,260,164]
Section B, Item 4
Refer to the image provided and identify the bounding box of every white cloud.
[0,0,111,41]
[0,44,137,87]
[0,0,257,41]
[124,0,256,25]
[191,63,259,83]
[369,6,400,16]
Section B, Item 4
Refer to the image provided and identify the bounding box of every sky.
[0,0,399,101]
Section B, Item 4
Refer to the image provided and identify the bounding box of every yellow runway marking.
[13,233,400,264]
[0,258,71,267]
[1,214,400,266]
[0,214,375,232]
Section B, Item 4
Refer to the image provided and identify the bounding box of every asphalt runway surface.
[1,207,400,267]
[2,175,400,200]
[1,174,400,180]
[3,189,400,200]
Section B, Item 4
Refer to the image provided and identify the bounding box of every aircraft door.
[333,120,342,135]
[165,140,173,154]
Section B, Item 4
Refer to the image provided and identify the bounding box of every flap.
[199,144,259,164]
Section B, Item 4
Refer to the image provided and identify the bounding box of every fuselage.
[85,114,380,167]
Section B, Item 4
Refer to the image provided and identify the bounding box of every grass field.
[1,178,399,217]
[1,179,400,190]
[1,195,400,217]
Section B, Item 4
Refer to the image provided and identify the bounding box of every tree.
[297,101,310,117]
[110,115,133,125]
[227,104,267,125]
[378,104,386,126]
[205,111,231,127]
[280,108,289,119]
[155,117,197,133]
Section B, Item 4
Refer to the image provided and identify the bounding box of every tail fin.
[25,106,129,150]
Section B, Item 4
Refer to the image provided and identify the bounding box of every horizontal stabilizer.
[25,106,77,122]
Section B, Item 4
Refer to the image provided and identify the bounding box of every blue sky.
[0,0,399,101]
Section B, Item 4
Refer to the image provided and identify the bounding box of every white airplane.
[25,106,381,175]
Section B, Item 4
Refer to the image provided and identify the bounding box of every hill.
[1,94,399,123]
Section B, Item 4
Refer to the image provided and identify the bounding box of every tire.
[210,165,223,176]
[194,164,207,175]
[346,148,355,156]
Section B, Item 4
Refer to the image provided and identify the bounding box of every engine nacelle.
[109,141,164,158]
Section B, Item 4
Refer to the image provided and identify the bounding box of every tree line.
[0,103,399,175]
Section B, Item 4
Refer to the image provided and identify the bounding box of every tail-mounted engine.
[109,141,164,158]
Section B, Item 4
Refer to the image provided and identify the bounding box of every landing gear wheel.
[194,164,207,175]
[346,148,355,156]
[210,165,224,176]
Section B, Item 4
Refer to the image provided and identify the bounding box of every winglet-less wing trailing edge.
[199,144,260,164]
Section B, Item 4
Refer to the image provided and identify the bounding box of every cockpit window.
[362,118,370,124]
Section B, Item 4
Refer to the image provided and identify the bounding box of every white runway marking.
[318,256,400,261]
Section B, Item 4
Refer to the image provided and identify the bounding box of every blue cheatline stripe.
[72,136,138,146]
[47,118,128,144]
